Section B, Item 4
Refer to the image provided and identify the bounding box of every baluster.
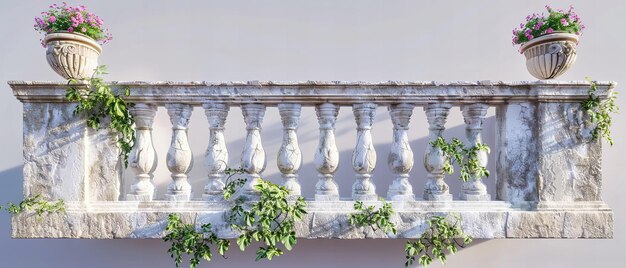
[314,103,340,201]
[352,103,378,201]
[277,103,302,196]
[460,103,491,201]
[423,103,453,201]
[203,103,229,201]
[164,103,194,201]
[241,104,266,198]
[126,104,157,201]
[387,103,415,201]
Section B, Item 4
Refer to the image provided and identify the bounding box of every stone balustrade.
[8,80,615,239]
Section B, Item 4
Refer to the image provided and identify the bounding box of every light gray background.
[1,0,624,267]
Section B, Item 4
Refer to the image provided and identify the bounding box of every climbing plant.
[163,214,230,268]
[66,65,135,166]
[163,167,308,267]
[1,194,65,219]
[404,216,472,267]
[582,77,618,145]
[430,137,490,181]
[349,199,397,235]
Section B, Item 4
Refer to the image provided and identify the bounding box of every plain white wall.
[1,0,624,267]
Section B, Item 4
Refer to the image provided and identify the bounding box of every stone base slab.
[11,201,613,239]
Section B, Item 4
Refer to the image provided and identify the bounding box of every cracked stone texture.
[11,202,613,239]
[10,81,615,240]
[23,103,121,202]
[496,103,539,205]
[23,103,85,201]
[537,102,603,202]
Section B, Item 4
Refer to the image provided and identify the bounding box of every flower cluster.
[34,2,112,46]
[512,5,585,47]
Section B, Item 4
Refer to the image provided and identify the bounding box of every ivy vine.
[581,77,618,145]
[405,216,472,267]
[163,168,307,267]
[1,194,65,218]
[228,178,307,261]
[65,65,135,166]
[430,137,490,182]
[349,200,397,235]
[163,214,230,268]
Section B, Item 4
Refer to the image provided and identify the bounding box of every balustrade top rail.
[9,80,615,104]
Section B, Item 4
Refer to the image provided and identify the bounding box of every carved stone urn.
[520,32,578,80]
[43,32,102,80]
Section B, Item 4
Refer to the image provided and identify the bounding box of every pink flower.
[68,27,74,33]
[560,18,569,26]
[48,16,56,23]
[546,28,554,34]
[81,27,86,32]
[528,35,534,40]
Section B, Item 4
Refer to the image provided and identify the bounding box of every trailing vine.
[405,216,472,267]
[430,137,490,181]
[163,167,308,266]
[228,178,307,261]
[163,214,230,268]
[1,194,65,218]
[348,200,472,267]
[348,200,397,235]
[65,65,135,166]
[581,77,618,145]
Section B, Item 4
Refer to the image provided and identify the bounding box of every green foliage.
[163,214,230,268]
[512,5,584,46]
[404,216,472,267]
[222,167,246,200]
[348,200,397,235]
[227,179,307,261]
[430,137,490,182]
[2,194,65,218]
[66,65,135,167]
[582,78,618,146]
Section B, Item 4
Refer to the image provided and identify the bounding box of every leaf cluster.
[66,65,135,167]
[228,179,307,261]
[163,214,230,268]
[582,78,618,146]
[430,137,490,182]
[405,216,472,267]
[1,194,65,218]
[513,5,584,46]
[348,200,397,235]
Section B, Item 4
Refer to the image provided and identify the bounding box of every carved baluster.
[277,103,302,196]
[387,103,415,201]
[241,104,266,198]
[352,103,378,201]
[126,104,158,201]
[423,103,454,201]
[314,103,340,201]
[164,103,194,201]
[203,103,229,201]
[460,103,491,201]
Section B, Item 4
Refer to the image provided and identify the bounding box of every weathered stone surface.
[9,81,616,241]
[496,102,538,205]
[22,103,85,201]
[506,211,613,238]
[86,126,122,201]
[537,102,602,202]
[10,201,613,239]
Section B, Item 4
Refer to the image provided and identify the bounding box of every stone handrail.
[7,80,615,239]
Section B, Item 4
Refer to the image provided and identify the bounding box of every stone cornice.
[8,80,617,104]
